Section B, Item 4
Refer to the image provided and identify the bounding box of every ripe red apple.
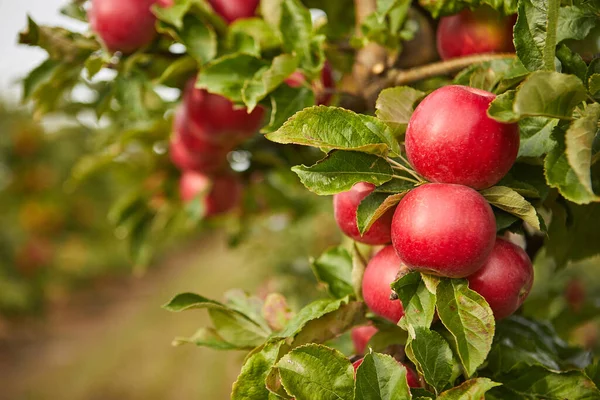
[333,182,394,245]
[353,358,420,387]
[179,170,243,216]
[565,278,586,312]
[436,7,516,60]
[391,184,496,278]
[169,130,228,174]
[405,85,519,190]
[467,238,533,319]
[183,79,264,143]
[362,245,407,323]
[208,0,260,24]
[89,0,172,53]
[285,62,335,105]
[173,105,235,155]
[351,325,378,355]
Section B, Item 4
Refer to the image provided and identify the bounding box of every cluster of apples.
[335,84,533,324]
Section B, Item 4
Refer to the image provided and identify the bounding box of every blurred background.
[0,2,339,399]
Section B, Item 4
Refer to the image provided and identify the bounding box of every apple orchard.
[19,0,600,399]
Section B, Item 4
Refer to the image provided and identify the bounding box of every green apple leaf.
[408,327,454,394]
[437,378,501,400]
[565,103,600,195]
[231,341,285,400]
[263,85,316,133]
[481,186,543,230]
[391,272,436,333]
[436,279,495,377]
[556,5,599,43]
[514,0,560,71]
[375,86,425,135]
[517,117,558,158]
[243,54,299,111]
[291,151,393,195]
[311,246,354,299]
[356,190,408,235]
[354,352,412,400]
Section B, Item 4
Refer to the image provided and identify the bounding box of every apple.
[436,6,516,60]
[565,278,586,312]
[467,238,533,319]
[351,325,378,355]
[353,358,420,387]
[391,183,496,278]
[405,85,519,190]
[169,130,228,174]
[208,0,260,24]
[333,182,394,245]
[183,79,264,143]
[173,105,235,155]
[285,62,335,105]
[89,0,172,53]
[362,245,407,323]
[179,170,243,216]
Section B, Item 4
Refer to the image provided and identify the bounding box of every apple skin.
[467,238,533,319]
[169,129,228,174]
[333,182,394,245]
[285,62,335,105]
[173,105,235,155]
[391,183,496,278]
[405,85,519,190]
[208,0,260,24]
[351,325,378,355]
[362,245,407,323]
[179,170,243,216]
[89,0,172,53]
[353,358,420,387]
[436,7,516,60]
[183,79,264,143]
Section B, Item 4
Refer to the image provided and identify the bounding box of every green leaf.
[437,378,501,400]
[556,5,599,43]
[262,293,293,331]
[436,279,495,377]
[224,289,271,333]
[176,14,217,64]
[517,117,558,158]
[266,106,401,155]
[565,103,600,195]
[356,184,412,235]
[277,344,354,400]
[231,341,285,400]
[354,352,412,400]
[172,327,238,350]
[291,151,393,195]
[590,74,600,98]
[481,186,543,230]
[311,246,354,299]
[229,18,282,52]
[514,0,560,71]
[263,85,316,133]
[196,53,268,102]
[243,54,299,111]
[163,292,225,312]
[391,272,436,333]
[408,327,454,394]
[152,0,193,29]
[375,86,425,135]
[545,123,600,204]
[488,71,587,123]
[496,365,600,399]
[556,44,588,83]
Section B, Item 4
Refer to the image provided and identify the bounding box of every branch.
[365,53,517,102]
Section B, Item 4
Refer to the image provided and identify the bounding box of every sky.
[0,0,84,102]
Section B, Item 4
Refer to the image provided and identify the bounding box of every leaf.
[356,189,410,235]
[262,293,293,331]
[243,54,299,111]
[152,0,193,28]
[354,352,412,400]
[481,186,543,230]
[163,292,226,312]
[225,289,271,333]
[437,378,501,400]
[311,246,354,299]
[263,85,316,133]
[556,44,588,83]
[488,71,587,123]
[278,0,317,71]
[545,123,600,204]
[176,14,217,64]
[291,151,393,195]
[590,74,600,99]
[391,272,436,333]
[351,244,368,302]
[277,344,354,400]
[231,341,285,400]
[196,53,268,102]
[229,18,282,52]
[514,0,560,71]
[565,103,600,195]
[376,86,425,135]
[172,327,238,350]
[556,5,599,43]
[517,117,558,158]
[436,279,495,377]
[496,365,600,399]
[408,327,454,394]
[267,106,401,155]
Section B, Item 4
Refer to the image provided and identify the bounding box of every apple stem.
[387,158,424,182]
[392,174,420,184]
[366,53,517,100]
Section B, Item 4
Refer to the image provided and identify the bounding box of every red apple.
[208,0,260,24]
[436,7,516,60]
[169,130,228,174]
[565,278,586,312]
[351,325,378,355]
[391,183,496,278]
[184,79,264,143]
[179,170,243,216]
[173,105,235,154]
[405,85,519,190]
[467,238,533,319]
[89,0,172,53]
[362,245,407,323]
[353,358,420,387]
[333,182,394,245]
[285,62,335,105]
